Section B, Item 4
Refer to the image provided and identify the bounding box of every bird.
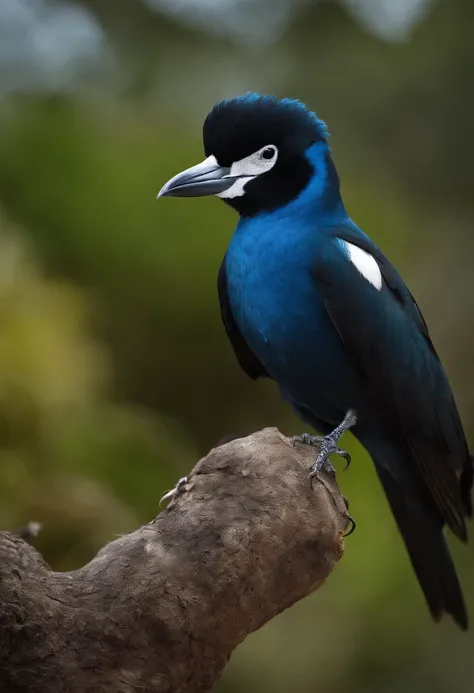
[157,93,473,629]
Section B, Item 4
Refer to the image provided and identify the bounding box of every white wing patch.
[340,240,383,290]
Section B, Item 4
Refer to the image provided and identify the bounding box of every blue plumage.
[158,94,472,630]
[224,161,353,422]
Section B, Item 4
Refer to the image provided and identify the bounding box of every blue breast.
[225,210,362,421]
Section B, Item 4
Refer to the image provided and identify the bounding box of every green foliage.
[0,215,194,567]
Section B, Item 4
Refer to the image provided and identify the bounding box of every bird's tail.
[375,462,468,630]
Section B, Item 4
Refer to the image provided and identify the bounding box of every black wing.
[217,257,269,380]
[312,225,472,539]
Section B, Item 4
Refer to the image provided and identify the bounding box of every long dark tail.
[376,462,468,630]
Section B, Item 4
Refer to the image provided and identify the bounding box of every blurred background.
[0,0,473,690]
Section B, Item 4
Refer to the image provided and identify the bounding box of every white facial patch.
[340,240,383,290]
[218,176,253,199]
[218,144,278,199]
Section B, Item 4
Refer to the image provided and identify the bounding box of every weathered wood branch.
[0,428,351,693]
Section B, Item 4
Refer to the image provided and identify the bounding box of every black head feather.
[202,93,336,216]
[203,93,329,165]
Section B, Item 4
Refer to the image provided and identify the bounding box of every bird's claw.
[291,434,335,476]
[341,450,351,471]
[291,432,317,447]
[343,514,357,537]
[159,476,188,506]
[309,437,351,477]
[293,409,357,478]
[332,446,351,471]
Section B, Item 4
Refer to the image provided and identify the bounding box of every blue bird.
[158,93,473,629]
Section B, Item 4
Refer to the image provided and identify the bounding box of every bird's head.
[158,93,341,217]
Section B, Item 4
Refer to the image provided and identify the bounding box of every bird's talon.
[341,451,351,471]
[296,410,357,478]
[343,514,357,537]
[291,432,316,447]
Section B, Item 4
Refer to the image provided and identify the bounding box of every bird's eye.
[260,146,277,161]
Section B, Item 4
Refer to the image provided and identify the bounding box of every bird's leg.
[291,409,357,477]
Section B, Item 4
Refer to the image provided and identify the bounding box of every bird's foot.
[291,409,357,477]
[292,410,357,536]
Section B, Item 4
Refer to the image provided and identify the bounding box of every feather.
[217,257,269,381]
[313,225,472,538]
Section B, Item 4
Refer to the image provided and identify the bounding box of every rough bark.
[0,427,351,693]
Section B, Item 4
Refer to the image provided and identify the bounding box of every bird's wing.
[312,225,472,538]
[217,257,270,380]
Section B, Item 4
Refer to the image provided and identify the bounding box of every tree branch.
[0,427,350,693]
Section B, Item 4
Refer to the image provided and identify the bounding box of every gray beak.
[157,155,235,198]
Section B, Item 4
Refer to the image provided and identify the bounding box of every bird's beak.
[157,155,235,198]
